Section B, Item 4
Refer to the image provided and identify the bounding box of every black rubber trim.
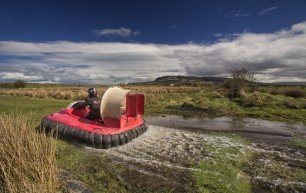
[40,117,147,149]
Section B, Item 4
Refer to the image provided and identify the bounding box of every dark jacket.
[76,96,101,120]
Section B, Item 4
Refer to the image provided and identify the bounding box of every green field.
[0,96,253,193]
[1,84,306,123]
[0,84,305,193]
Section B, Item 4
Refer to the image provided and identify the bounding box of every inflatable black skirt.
[40,117,148,149]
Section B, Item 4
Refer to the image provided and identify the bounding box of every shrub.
[237,92,282,108]
[13,79,27,88]
[224,68,255,98]
[283,100,300,109]
[239,93,266,107]
[283,88,304,98]
[222,79,232,89]
[270,89,282,95]
[0,83,14,89]
[301,101,306,109]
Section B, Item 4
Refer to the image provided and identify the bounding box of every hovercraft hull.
[40,108,147,149]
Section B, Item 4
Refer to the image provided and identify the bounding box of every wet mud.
[86,115,306,193]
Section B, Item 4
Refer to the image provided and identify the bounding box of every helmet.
[87,87,98,97]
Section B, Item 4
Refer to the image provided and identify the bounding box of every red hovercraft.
[40,87,147,148]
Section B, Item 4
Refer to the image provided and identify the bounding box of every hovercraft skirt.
[40,117,147,149]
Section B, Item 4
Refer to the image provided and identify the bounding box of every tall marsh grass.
[0,85,203,101]
[0,113,59,193]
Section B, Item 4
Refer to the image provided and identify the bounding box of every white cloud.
[258,6,279,16]
[0,41,185,83]
[214,33,223,37]
[0,72,42,80]
[226,10,251,18]
[0,21,306,83]
[93,27,140,37]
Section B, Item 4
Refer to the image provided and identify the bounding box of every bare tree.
[224,67,255,98]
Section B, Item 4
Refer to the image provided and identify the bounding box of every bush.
[0,83,14,89]
[223,79,233,90]
[302,101,306,109]
[269,89,282,95]
[283,88,304,98]
[284,100,300,109]
[223,79,245,98]
[13,80,27,88]
[237,92,284,108]
[224,68,255,98]
[238,93,266,107]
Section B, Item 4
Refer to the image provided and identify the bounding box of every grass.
[288,137,306,150]
[1,84,306,123]
[245,151,306,192]
[0,95,69,115]
[193,134,252,193]
[145,88,306,123]
[0,84,305,192]
[0,113,59,193]
[0,96,131,193]
[193,133,306,193]
[56,141,129,193]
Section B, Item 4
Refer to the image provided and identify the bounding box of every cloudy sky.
[0,0,306,83]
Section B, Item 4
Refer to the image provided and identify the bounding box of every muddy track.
[86,116,306,193]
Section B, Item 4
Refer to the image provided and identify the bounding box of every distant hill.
[154,75,228,83]
[129,75,229,85]
[129,75,306,86]
[261,82,306,86]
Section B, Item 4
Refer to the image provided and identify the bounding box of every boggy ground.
[0,96,305,193]
[85,115,306,193]
[1,84,306,124]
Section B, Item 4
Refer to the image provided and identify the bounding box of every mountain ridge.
[129,75,306,86]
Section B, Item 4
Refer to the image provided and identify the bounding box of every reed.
[0,113,60,193]
[0,85,204,101]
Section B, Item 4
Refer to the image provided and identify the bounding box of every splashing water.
[85,122,305,192]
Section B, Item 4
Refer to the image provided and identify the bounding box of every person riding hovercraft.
[41,86,146,148]
[74,87,101,120]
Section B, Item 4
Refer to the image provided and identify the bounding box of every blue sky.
[0,0,306,83]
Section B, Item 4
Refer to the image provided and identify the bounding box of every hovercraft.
[40,87,147,148]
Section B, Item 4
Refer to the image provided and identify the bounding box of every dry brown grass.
[0,87,88,101]
[0,85,204,101]
[0,113,60,193]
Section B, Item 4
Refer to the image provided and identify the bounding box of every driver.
[75,87,101,120]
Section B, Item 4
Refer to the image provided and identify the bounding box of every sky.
[0,0,306,83]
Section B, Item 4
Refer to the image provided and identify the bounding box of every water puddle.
[145,115,306,137]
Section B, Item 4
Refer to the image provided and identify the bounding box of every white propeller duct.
[100,86,130,120]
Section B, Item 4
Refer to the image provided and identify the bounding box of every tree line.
[0,80,27,88]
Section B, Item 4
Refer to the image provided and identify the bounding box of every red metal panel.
[126,94,137,117]
[47,108,144,134]
[136,94,144,115]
